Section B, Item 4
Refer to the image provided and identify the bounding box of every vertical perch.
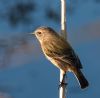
[59,0,67,98]
[59,70,67,98]
[60,0,67,40]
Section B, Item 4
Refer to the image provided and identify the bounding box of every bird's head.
[31,26,58,43]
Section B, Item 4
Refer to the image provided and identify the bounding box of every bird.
[32,26,89,89]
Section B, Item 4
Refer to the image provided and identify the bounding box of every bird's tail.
[73,69,89,89]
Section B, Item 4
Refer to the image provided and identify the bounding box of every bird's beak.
[30,32,35,35]
[29,32,36,36]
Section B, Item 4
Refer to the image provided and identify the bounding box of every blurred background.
[0,0,100,98]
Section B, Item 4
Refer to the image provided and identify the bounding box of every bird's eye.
[37,32,42,34]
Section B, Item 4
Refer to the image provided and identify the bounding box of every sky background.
[0,0,100,98]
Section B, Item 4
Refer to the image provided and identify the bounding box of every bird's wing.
[45,46,83,69]
[57,48,83,69]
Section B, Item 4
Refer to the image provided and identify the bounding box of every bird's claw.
[58,82,67,89]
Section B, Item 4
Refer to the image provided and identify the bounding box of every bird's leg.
[59,73,67,89]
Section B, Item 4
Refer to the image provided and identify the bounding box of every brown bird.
[32,26,89,89]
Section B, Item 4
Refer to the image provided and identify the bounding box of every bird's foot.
[58,82,67,89]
